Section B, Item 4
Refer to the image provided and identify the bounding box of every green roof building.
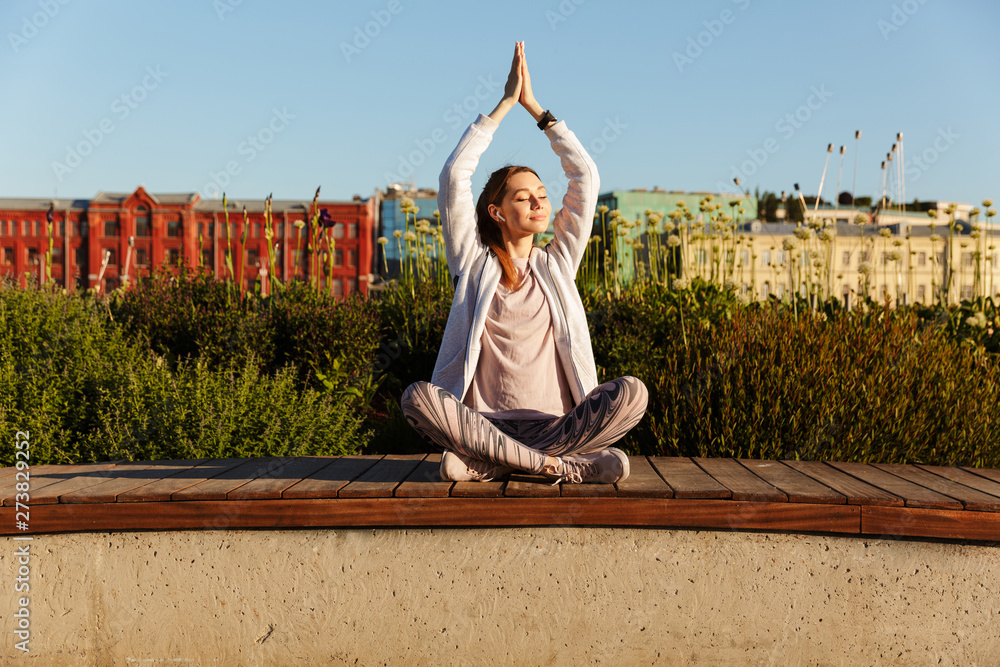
[596,189,759,229]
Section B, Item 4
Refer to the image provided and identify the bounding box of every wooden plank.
[559,482,617,498]
[959,466,1000,487]
[117,458,249,502]
[60,459,205,504]
[917,465,1000,510]
[862,506,1000,542]
[0,498,862,536]
[649,457,730,499]
[449,480,506,498]
[783,461,904,507]
[338,455,423,499]
[828,462,962,510]
[739,460,846,505]
[27,462,135,506]
[504,474,561,498]
[227,457,339,500]
[694,458,786,502]
[395,454,453,498]
[172,458,293,501]
[0,463,120,506]
[281,456,381,499]
[873,463,1000,513]
[615,456,673,499]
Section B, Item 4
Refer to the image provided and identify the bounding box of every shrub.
[589,280,1000,466]
[109,270,382,392]
[0,286,368,465]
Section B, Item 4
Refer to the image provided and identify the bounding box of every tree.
[757,191,780,221]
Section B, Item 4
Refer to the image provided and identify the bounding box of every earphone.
[497,213,506,221]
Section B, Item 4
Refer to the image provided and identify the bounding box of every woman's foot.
[439,452,514,482]
[541,448,630,484]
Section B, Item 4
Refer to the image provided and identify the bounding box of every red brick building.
[0,187,375,296]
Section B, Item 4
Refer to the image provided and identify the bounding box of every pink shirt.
[463,258,575,419]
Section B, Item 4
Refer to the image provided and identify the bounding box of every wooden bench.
[3,455,1000,542]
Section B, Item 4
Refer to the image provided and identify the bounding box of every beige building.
[753,209,992,308]
[675,203,996,308]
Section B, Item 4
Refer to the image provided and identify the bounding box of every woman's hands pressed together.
[488,41,547,126]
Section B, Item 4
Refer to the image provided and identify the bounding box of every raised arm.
[438,43,525,277]
[518,44,599,270]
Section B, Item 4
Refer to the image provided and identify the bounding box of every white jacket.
[431,113,601,407]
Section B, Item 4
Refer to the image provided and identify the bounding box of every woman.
[401,42,647,484]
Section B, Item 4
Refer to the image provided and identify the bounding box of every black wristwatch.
[537,110,556,130]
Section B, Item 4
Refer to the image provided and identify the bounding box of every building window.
[136,206,150,237]
[51,246,62,261]
[167,220,182,238]
[936,252,944,266]
[167,248,179,266]
[740,250,749,266]
[202,249,212,268]
[276,223,284,238]
[917,252,926,267]
[334,249,344,267]
[842,251,851,267]
[696,249,707,265]
[761,281,771,299]
[208,222,215,238]
[246,248,259,267]
[776,284,786,298]
[58,221,65,236]
[349,278,358,293]
[105,278,117,292]
[293,250,306,267]
[348,249,356,267]
[333,224,344,240]
[348,223,357,240]
[78,221,88,237]
[762,250,771,266]
[27,247,39,265]
[253,223,260,238]
[33,221,41,236]
[917,284,926,302]
[961,285,973,300]
[136,248,149,266]
[332,280,343,297]
[75,247,86,267]
[2,247,12,265]
[861,250,870,263]
[962,252,974,268]
[105,219,120,237]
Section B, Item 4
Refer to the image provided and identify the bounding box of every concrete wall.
[2,528,998,665]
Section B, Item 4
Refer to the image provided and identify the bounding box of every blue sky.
[3,0,998,208]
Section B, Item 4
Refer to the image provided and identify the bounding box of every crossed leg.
[400,377,648,474]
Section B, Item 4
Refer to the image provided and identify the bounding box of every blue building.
[375,184,438,279]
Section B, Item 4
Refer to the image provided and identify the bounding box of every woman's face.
[493,171,551,240]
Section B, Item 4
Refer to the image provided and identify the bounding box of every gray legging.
[400,376,648,475]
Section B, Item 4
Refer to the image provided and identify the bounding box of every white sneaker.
[439,452,514,482]
[543,448,630,484]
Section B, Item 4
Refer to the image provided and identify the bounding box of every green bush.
[109,269,382,391]
[589,280,1000,466]
[0,285,368,465]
